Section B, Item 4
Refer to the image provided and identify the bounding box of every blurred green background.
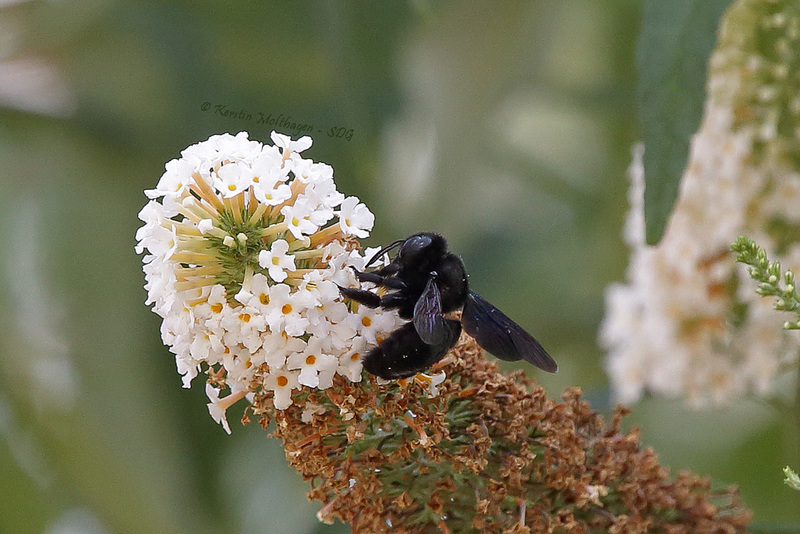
[0,1,797,533]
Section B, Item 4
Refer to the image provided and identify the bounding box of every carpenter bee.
[339,232,558,379]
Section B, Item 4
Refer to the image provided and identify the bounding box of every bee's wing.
[462,291,558,373]
[413,277,449,346]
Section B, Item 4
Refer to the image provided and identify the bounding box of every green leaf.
[637,0,733,244]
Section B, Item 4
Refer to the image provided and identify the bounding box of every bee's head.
[396,232,447,269]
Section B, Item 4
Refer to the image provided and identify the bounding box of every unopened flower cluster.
[600,0,800,406]
[136,131,402,432]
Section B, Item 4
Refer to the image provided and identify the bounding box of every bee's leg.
[350,266,406,290]
[379,292,408,309]
[338,286,381,308]
[371,263,400,277]
[350,267,384,285]
[380,277,406,290]
[340,288,407,314]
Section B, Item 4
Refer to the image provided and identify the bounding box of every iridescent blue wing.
[413,277,448,346]
[462,291,557,373]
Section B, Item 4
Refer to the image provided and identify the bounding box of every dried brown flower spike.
[138,133,750,532]
[261,335,751,534]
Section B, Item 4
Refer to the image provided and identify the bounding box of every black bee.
[339,232,558,379]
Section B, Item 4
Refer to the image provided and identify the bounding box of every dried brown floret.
[255,335,750,533]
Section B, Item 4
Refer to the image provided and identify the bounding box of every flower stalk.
[137,132,750,532]
[601,0,800,407]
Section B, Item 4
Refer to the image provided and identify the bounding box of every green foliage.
[637,0,733,244]
[732,235,800,329]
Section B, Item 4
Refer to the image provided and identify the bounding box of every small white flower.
[253,179,292,206]
[258,239,296,283]
[295,270,340,307]
[260,332,307,370]
[264,284,310,337]
[147,158,194,199]
[338,337,368,382]
[337,196,375,238]
[250,151,292,205]
[189,330,224,363]
[264,369,300,410]
[281,198,320,239]
[414,371,447,397]
[220,305,266,353]
[349,305,398,345]
[287,340,339,388]
[271,131,312,154]
[237,273,272,310]
[205,383,234,434]
[213,161,251,198]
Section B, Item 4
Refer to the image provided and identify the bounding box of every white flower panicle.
[136,131,402,432]
[600,0,800,407]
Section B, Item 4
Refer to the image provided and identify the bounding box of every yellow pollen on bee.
[361,316,372,327]
[276,375,288,387]
[211,302,223,313]
[239,313,251,323]
[282,303,293,314]
[259,293,269,305]
[305,354,317,365]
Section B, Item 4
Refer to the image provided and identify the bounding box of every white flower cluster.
[602,136,800,406]
[600,2,800,406]
[136,131,403,431]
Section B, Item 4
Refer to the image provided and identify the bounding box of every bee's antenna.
[364,239,404,268]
